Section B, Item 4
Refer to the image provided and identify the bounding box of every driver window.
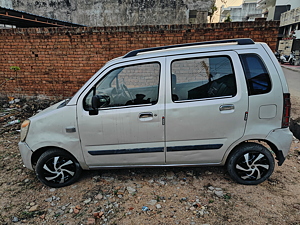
[84,62,160,110]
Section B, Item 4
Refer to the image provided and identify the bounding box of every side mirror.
[89,95,110,116]
[91,95,110,109]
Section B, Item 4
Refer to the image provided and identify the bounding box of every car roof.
[105,38,259,66]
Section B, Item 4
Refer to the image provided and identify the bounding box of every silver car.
[19,39,293,187]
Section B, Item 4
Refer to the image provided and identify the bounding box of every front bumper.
[18,142,34,170]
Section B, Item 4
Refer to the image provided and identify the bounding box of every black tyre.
[36,149,82,188]
[227,143,274,185]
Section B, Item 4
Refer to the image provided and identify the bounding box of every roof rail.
[124,38,255,58]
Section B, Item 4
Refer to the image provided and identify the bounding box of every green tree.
[224,14,232,22]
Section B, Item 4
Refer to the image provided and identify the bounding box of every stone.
[181,197,188,202]
[159,181,166,185]
[93,211,104,218]
[156,204,162,209]
[208,186,215,191]
[127,187,136,194]
[95,193,103,200]
[84,198,92,204]
[148,179,154,184]
[87,217,96,225]
[214,191,224,198]
[148,200,157,205]
[166,172,175,179]
[28,205,39,212]
[93,176,101,182]
[45,197,53,202]
[102,176,114,182]
[55,209,64,216]
[74,208,80,214]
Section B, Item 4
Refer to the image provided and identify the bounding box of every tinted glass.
[240,54,271,95]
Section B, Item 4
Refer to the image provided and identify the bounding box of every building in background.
[278,5,300,56]
[220,0,263,22]
[211,0,243,23]
[0,0,215,27]
[256,0,300,21]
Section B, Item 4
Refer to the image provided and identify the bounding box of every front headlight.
[20,120,30,142]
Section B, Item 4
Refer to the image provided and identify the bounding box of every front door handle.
[139,112,153,121]
[219,104,234,111]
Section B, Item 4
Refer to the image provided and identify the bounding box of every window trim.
[239,53,272,96]
[170,55,237,103]
[83,61,161,111]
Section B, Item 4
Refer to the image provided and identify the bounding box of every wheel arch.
[31,146,77,169]
[223,139,282,166]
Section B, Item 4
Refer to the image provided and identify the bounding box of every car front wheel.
[36,149,82,188]
[227,143,275,185]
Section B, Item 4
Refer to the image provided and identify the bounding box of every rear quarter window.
[239,54,272,95]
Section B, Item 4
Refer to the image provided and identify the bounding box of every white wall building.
[278,5,300,55]
[257,0,300,21]
[220,0,263,22]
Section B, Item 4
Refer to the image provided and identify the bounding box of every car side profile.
[18,39,293,187]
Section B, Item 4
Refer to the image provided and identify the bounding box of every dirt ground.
[0,95,300,225]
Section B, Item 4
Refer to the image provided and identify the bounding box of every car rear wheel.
[36,149,82,188]
[227,143,274,185]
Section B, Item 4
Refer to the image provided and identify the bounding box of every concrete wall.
[10,0,213,26]
[0,0,12,8]
[221,2,262,22]
[0,21,280,97]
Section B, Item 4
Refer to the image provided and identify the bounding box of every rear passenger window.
[171,56,236,101]
[239,54,271,95]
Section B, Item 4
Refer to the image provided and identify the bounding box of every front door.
[77,59,165,167]
[165,52,248,164]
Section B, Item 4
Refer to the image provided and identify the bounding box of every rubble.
[1,95,300,224]
[0,96,59,134]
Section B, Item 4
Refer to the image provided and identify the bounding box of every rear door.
[165,51,249,164]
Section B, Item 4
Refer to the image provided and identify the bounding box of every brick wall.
[0,21,280,98]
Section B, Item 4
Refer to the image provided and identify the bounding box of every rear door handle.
[219,104,234,111]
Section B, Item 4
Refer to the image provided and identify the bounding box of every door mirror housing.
[90,95,110,116]
[92,95,110,109]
